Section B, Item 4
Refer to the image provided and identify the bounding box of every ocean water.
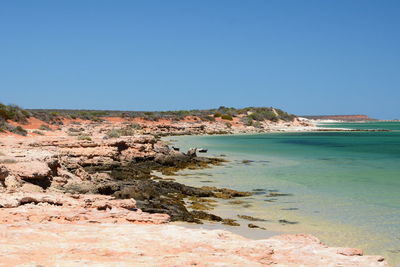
[165,122,400,265]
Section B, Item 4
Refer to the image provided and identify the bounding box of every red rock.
[337,247,364,256]
[5,161,51,179]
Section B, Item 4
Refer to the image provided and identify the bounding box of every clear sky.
[1,1,399,119]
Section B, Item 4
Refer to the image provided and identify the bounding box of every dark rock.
[278,219,299,225]
[222,219,240,226]
[266,192,293,197]
[237,215,267,222]
[155,151,189,166]
[201,186,251,199]
[191,210,222,222]
[137,198,199,223]
[186,148,197,157]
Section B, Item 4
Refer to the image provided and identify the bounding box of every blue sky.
[0,1,399,119]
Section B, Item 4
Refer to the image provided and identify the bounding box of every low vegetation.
[220,114,233,121]
[0,103,30,123]
[0,120,28,136]
[0,103,297,133]
[32,130,44,135]
[39,124,52,131]
[27,106,296,123]
[77,135,92,141]
[105,123,142,139]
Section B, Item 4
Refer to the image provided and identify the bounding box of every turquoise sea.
[165,122,400,265]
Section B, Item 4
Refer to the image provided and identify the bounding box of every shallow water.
[165,122,400,265]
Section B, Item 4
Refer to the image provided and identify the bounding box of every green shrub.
[221,114,233,121]
[105,129,121,138]
[67,131,80,136]
[127,123,142,130]
[241,117,253,126]
[0,103,30,123]
[32,130,44,135]
[253,121,262,128]
[39,124,52,131]
[10,126,27,136]
[77,135,92,141]
[213,112,222,118]
[105,124,139,139]
[199,115,215,122]
[68,127,83,132]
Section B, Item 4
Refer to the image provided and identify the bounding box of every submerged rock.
[238,214,268,222]
[191,210,223,222]
[201,186,252,199]
[248,223,266,230]
[222,218,240,226]
[278,219,299,225]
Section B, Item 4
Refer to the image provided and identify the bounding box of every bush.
[0,120,27,136]
[127,123,142,130]
[105,124,140,138]
[199,115,215,122]
[105,129,121,138]
[10,126,27,136]
[0,103,30,123]
[68,127,83,132]
[32,130,44,135]
[67,131,80,136]
[30,111,63,125]
[77,135,92,141]
[220,114,233,121]
[241,117,253,126]
[39,124,52,131]
[253,121,262,128]
[213,112,222,118]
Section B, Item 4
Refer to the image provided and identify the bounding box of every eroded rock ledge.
[0,192,169,224]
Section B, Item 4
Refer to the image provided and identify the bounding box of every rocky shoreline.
[0,117,388,266]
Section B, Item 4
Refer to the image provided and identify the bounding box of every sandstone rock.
[74,167,91,180]
[5,161,51,179]
[337,247,364,256]
[63,181,98,194]
[4,175,22,190]
[0,192,169,226]
[20,183,44,193]
[60,147,118,158]
[0,223,386,266]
